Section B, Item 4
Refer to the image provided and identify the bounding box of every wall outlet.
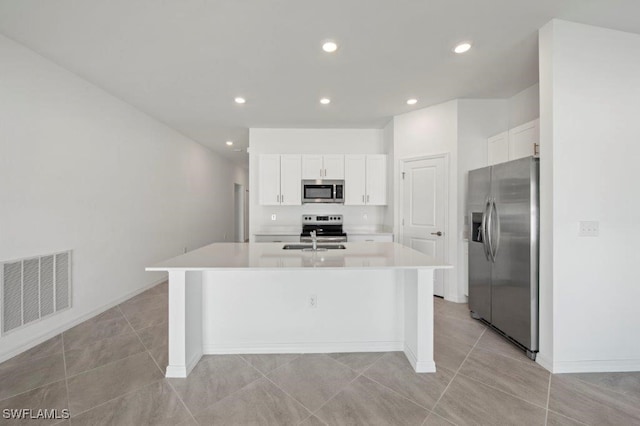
[271,214,277,221]
[309,295,317,308]
[363,213,368,220]
[579,221,599,237]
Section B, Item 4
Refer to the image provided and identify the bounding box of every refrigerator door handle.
[491,198,501,260]
[486,198,495,263]
[481,198,491,261]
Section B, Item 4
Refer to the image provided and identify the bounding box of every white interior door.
[401,156,446,296]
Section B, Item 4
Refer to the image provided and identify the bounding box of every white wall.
[0,35,244,361]
[248,128,388,237]
[508,84,540,128]
[392,100,460,301]
[539,20,640,372]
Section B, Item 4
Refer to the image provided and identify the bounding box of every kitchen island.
[147,242,450,378]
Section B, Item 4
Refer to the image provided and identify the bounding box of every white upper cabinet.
[366,155,387,205]
[259,154,301,205]
[487,119,539,166]
[302,154,344,179]
[259,155,282,205]
[487,131,510,166]
[344,154,387,205]
[509,119,540,160]
[344,155,366,205]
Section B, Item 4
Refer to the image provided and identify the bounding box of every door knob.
[431,231,443,236]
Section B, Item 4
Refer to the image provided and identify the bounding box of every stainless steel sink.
[282,244,346,250]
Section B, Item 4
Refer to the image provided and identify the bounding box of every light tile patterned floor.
[1,282,640,425]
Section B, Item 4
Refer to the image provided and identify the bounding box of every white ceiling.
[1,0,640,166]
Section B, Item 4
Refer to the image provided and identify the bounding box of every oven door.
[302,183,335,203]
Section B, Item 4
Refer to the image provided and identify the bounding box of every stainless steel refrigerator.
[467,156,539,360]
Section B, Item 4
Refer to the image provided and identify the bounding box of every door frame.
[397,153,450,296]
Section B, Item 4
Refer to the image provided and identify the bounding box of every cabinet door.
[301,155,323,179]
[509,119,539,160]
[259,155,281,205]
[344,155,366,205]
[279,155,302,205]
[366,155,387,205]
[487,131,509,165]
[323,155,345,179]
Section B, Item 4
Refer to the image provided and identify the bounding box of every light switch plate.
[579,221,599,237]
[271,214,277,221]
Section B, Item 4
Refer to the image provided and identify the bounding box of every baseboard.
[203,340,403,354]
[403,344,436,373]
[535,353,553,372]
[165,350,202,378]
[0,277,167,364]
[550,358,640,373]
[443,295,468,304]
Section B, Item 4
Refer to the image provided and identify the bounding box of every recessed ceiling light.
[234,97,246,104]
[226,141,233,146]
[322,41,338,53]
[453,42,472,54]
[320,98,331,105]
[407,98,418,105]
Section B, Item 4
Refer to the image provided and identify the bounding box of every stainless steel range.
[300,214,347,243]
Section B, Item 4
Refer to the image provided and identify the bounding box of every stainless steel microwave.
[302,180,344,204]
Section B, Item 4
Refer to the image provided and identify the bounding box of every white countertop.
[147,242,451,271]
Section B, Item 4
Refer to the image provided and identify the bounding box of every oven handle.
[300,236,347,243]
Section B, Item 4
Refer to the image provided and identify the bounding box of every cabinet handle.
[320,168,323,177]
[362,195,365,203]
[367,194,370,203]
[324,168,327,177]
[281,195,284,203]
[534,143,539,156]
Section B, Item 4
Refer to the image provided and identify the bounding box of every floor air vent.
[1,251,72,334]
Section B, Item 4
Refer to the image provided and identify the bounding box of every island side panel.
[403,268,436,373]
[166,270,203,378]
[201,269,404,354]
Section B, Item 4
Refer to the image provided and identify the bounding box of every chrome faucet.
[310,230,317,251]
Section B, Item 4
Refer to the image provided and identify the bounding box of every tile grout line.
[182,354,262,424]
[236,354,316,424]
[546,408,590,426]
[0,354,69,402]
[183,354,297,422]
[62,305,170,417]
[545,372,552,425]
[310,352,433,424]
[61,333,71,419]
[68,378,165,419]
[438,311,553,412]
[327,352,385,374]
[429,326,486,416]
[362,368,437,410]
[116,303,200,426]
[454,370,549,411]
